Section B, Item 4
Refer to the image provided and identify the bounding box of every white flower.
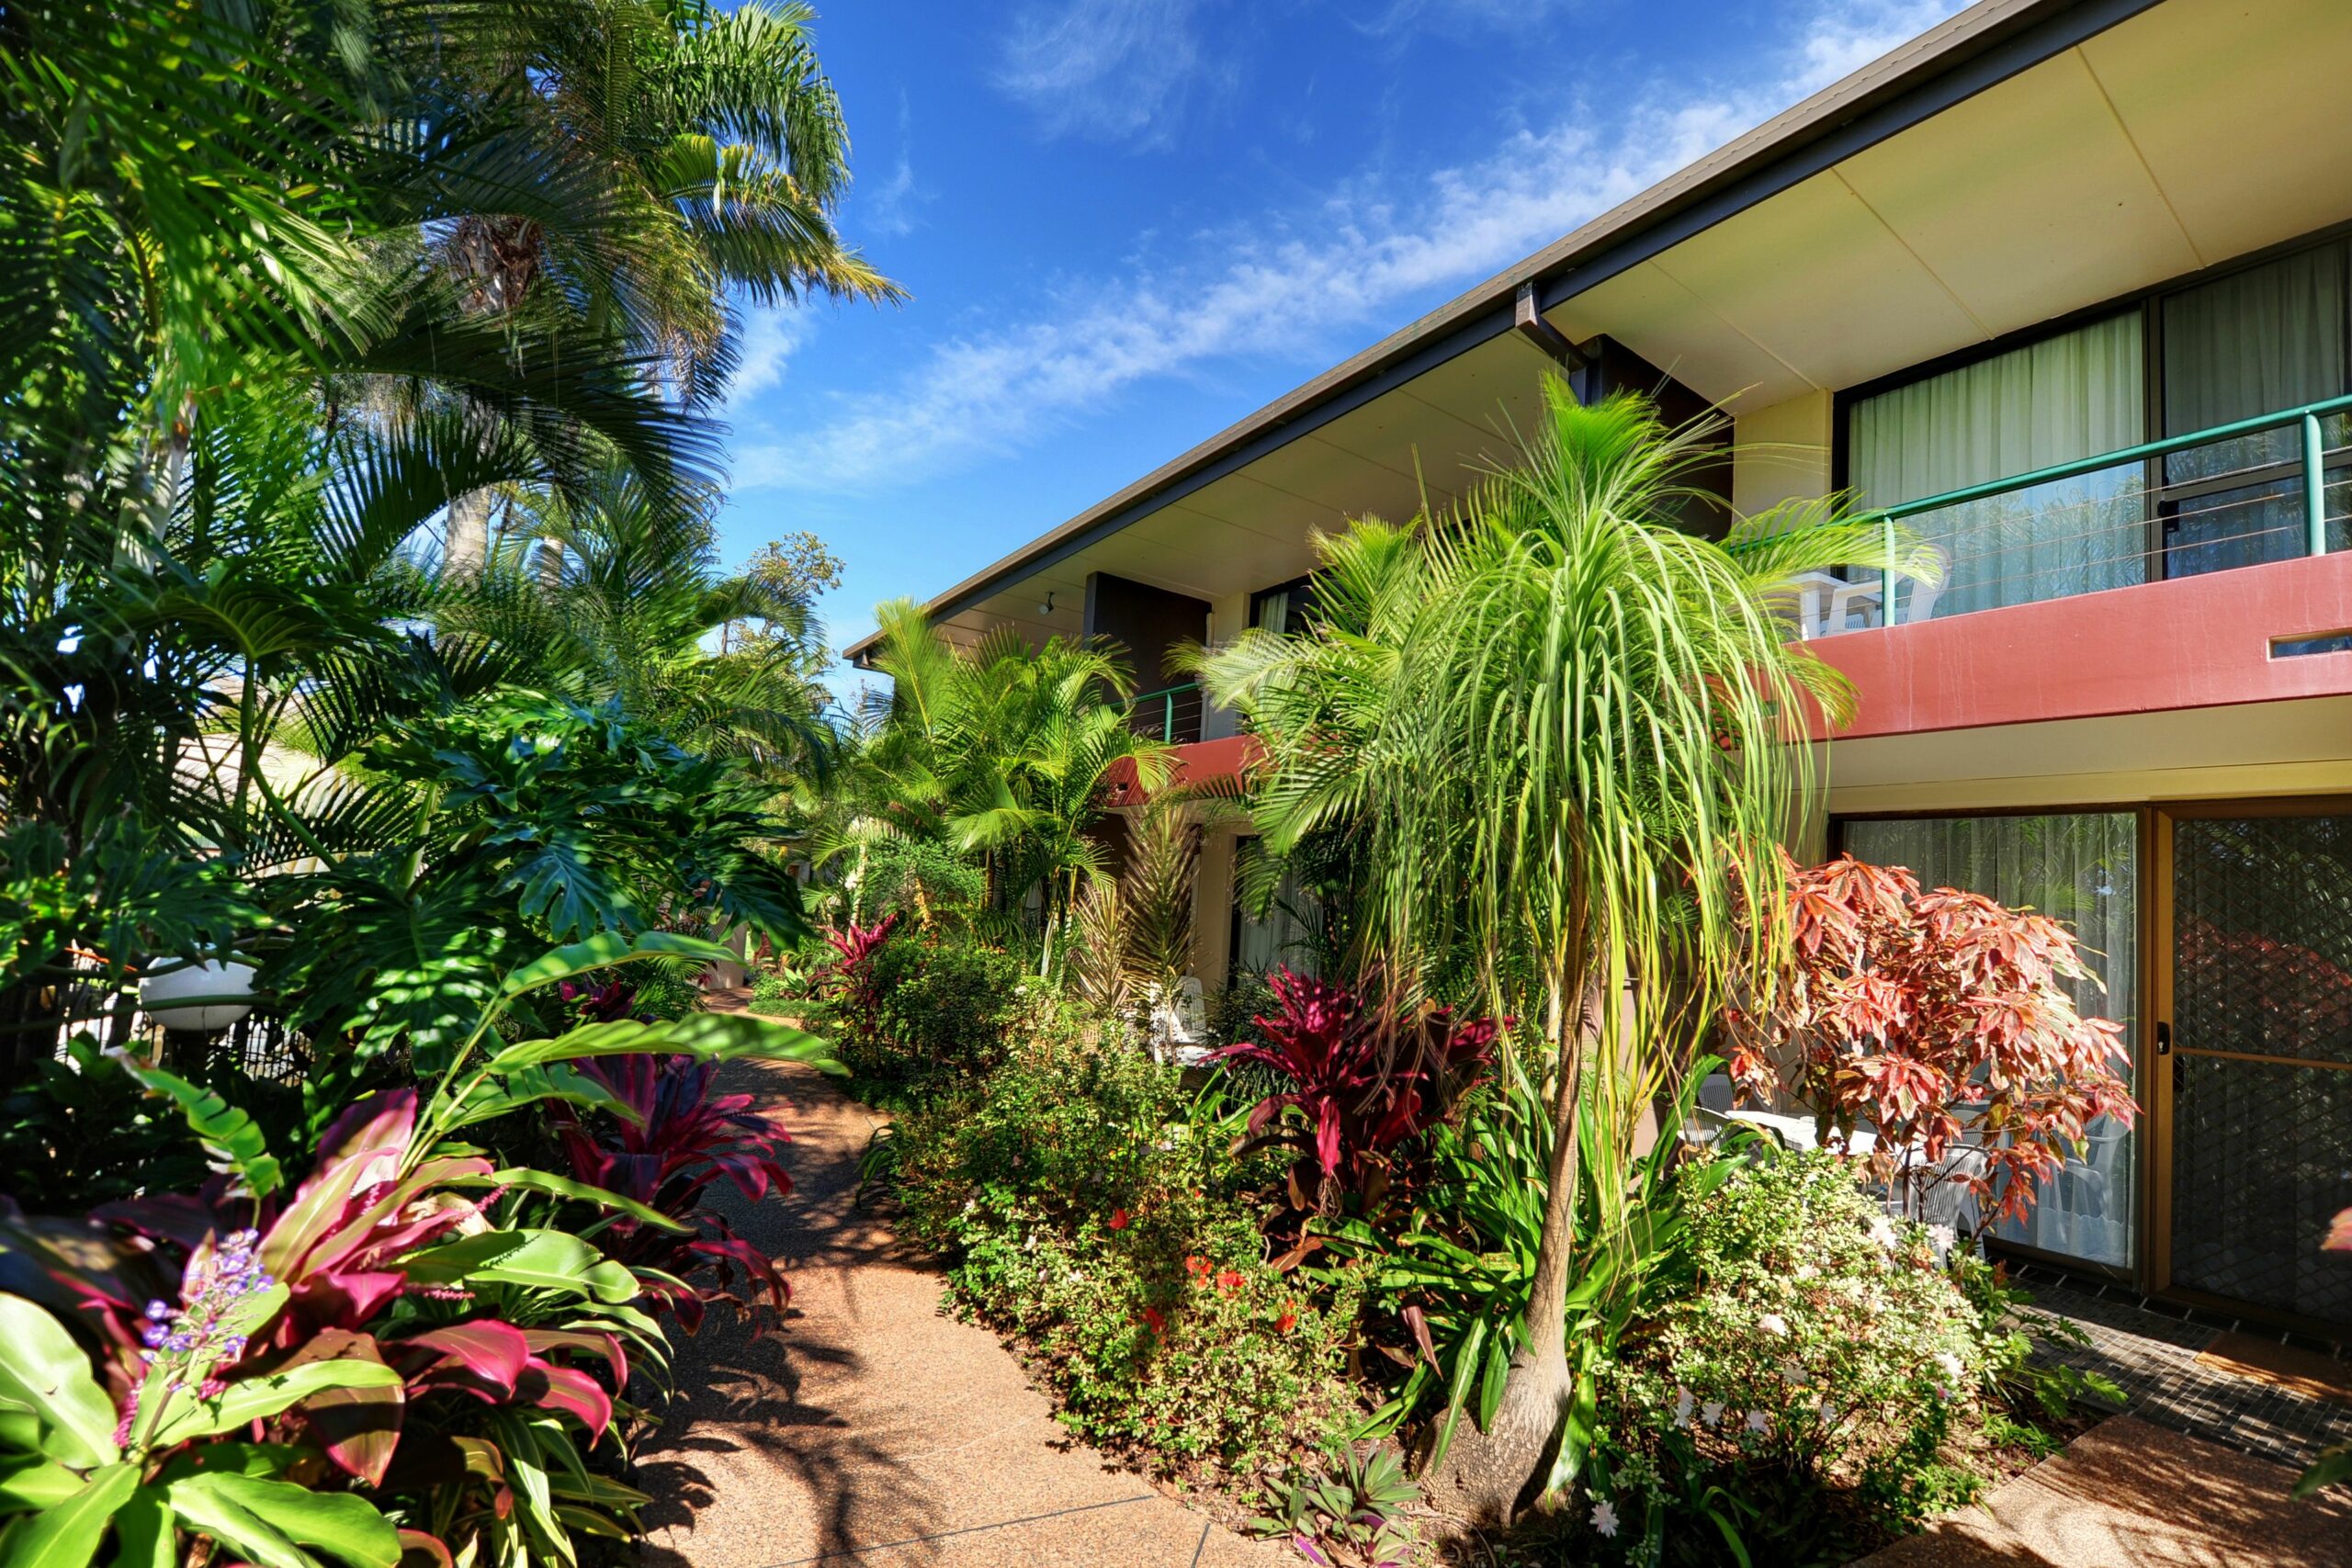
[1701,1401,1725,1427]
[1868,1215,1900,1250]
[1673,1388,1695,1429]
[1794,1262,1820,1280]
[961,1199,978,1216]
[1758,1313,1789,1338]
[1934,1350,1965,1382]
[1815,1398,1839,1427]
[1746,1410,1769,1433]
[1023,1234,1039,1254]
[1590,1498,1619,1539]
[1779,1359,1808,1386]
[1928,1223,1958,1255]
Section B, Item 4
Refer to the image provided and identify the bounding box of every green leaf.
[0,1455,83,1512]
[402,1231,637,1303]
[164,1472,397,1568]
[105,1493,175,1568]
[499,932,735,999]
[441,1063,645,1132]
[109,1060,283,1199]
[147,1360,402,1449]
[0,1295,119,1470]
[447,1168,687,1232]
[482,1010,840,1074]
[0,1462,138,1568]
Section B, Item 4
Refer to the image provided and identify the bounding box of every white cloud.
[863,90,922,239]
[725,307,811,411]
[741,0,1967,494]
[994,0,1223,146]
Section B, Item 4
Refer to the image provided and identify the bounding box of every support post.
[1882,517,1900,629]
[2303,412,2329,557]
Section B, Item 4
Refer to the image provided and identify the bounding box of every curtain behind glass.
[2162,243,2350,573]
[1839,815,2138,1269]
[1233,850,1321,978]
[1847,315,2146,620]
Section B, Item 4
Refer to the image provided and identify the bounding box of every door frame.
[2145,794,2352,1337]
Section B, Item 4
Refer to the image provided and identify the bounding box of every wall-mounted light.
[1038,591,1057,615]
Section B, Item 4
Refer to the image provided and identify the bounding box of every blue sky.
[709,0,1968,685]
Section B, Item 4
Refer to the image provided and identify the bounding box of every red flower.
[1183,1254,1209,1278]
[1216,1269,1245,1292]
[1141,1306,1166,1337]
[1109,1208,1130,1231]
[1275,1310,1298,1334]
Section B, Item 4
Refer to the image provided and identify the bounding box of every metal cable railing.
[1747,391,2352,637]
[1125,682,1205,744]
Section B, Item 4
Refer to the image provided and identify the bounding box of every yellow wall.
[1732,389,1834,516]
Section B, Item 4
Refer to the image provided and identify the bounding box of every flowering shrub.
[551,1051,795,1331]
[1591,1150,1998,1564]
[1210,967,1497,1210]
[896,1038,1366,1480]
[1731,853,2135,1223]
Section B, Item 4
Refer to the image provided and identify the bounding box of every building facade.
[848,0,2352,1334]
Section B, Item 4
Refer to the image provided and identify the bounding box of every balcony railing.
[1760,392,2352,637]
[1125,682,1204,744]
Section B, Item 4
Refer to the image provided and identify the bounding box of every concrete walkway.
[636,1036,1288,1567]
[1854,1414,2352,1567]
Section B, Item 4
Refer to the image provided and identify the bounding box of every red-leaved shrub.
[1730,852,2136,1223]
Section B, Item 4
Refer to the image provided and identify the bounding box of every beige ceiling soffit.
[1827,166,1996,342]
[2069,43,2204,267]
[1641,257,1822,392]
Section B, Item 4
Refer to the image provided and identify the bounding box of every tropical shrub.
[0,933,837,1567]
[1212,968,1497,1213]
[1729,853,2136,1224]
[833,932,1028,1085]
[550,1052,796,1332]
[895,1039,1366,1479]
[1589,1150,1996,1564]
[1253,1440,1422,1568]
[858,837,987,931]
[748,969,798,1014]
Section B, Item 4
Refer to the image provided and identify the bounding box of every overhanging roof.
[844,0,2188,664]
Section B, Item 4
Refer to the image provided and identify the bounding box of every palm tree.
[1196,384,1927,1522]
[435,473,836,782]
[847,601,1171,970]
[436,0,906,573]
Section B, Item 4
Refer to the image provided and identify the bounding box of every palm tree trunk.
[445,489,493,579]
[1425,967,1600,1525]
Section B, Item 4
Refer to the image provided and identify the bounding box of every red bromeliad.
[551,1053,795,1332]
[820,911,901,1019]
[1730,852,2137,1224]
[1210,968,1497,1207]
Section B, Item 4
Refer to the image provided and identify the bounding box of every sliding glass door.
[1840,813,2139,1269]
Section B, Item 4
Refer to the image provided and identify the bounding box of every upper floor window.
[1249,576,1317,635]
[1839,236,2352,628]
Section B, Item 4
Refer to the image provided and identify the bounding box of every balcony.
[1776,395,2352,639]
[1125,682,1204,745]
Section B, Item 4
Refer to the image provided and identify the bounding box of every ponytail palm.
[1197,384,1927,1521]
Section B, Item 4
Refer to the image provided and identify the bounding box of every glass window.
[2161,243,2352,572]
[1232,840,1321,978]
[1249,577,1316,636]
[1847,315,2147,622]
[1838,813,2138,1270]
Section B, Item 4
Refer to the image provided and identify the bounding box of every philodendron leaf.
[499,932,735,999]
[402,1231,639,1303]
[164,1472,400,1568]
[483,1011,840,1075]
[446,1169,689,1233]
[109,1055,284,1199]
[0,1462,138,1568]
[147,1359,404,1450]
[0,1294,119,1470]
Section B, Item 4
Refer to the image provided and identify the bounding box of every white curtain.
[2162,243,2350,572]
[1233,849,1321,978]
[1840,814,2138,1269]
[1847,314,2147,618]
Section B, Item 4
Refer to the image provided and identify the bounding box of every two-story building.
[847,0,2352,1336]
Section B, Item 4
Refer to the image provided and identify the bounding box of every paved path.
[1854,1414,2352,1567]
[637,1038,1288,1567]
